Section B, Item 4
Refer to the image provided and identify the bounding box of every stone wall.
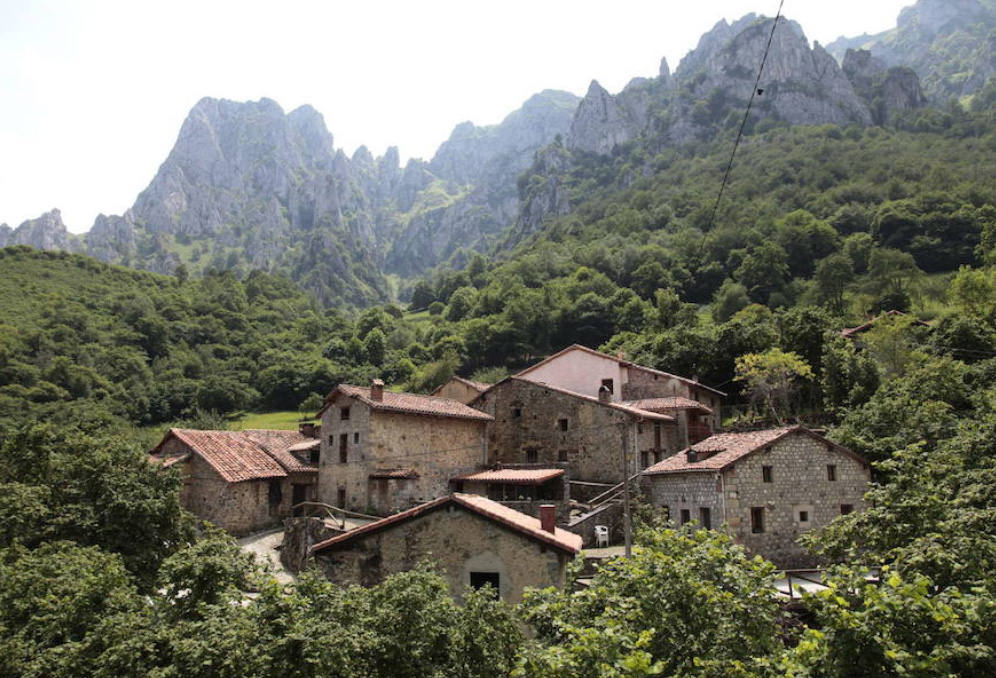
[162,437,294,536]
[623,367,723,431]
[433,379,484,404]
[476,379,641,484]
[318,393,487,515]
[567,500,625,547]
[643,471,723,531]
[313,504,574,603]
[723,433,869,568]
[281,517,345,574]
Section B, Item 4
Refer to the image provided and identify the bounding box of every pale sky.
[0,0,911,233]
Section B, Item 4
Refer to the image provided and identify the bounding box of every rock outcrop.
[827,0,995,101]
[3,210,81,253]
[842,49,926,124]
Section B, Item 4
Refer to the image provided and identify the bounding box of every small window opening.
[340,407,350,421]
[557,449,568,462]
[680,509,691,524]
[339,434,348,463]
[601,378,614,394]
[840,504,854,515]
[558,418,568,432]
[337,488,346,508]
[526,449,538,464]
[309,448,320,465]
[469,571,500,598]
[268,480,282,506]
[799,510,809,522]
[512,407,522,418]
[699,507,712,529]
[751,507,765,533]
[353,432,360,444]
[827,464,837,481]
[762,465,773,483]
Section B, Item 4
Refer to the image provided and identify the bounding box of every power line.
[707,0,786,231]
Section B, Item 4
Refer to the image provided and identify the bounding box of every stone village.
[150,344,870,601]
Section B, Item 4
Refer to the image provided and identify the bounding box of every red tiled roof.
[320,385,493,422]
[369,468,419,479]
[841,310,931,338]
[643,426,864,475]
[310,493,582,556]
[452,468,565,485]
[513,344,726,397]
[149,428,318,483]
[623,396,714,414]
[242,430,319,475]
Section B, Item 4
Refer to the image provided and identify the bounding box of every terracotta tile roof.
[643,426,864,475]
[623,396,714,414]
[320,385,493,422]
[149,429,318,483]
[452,468,565,485]
[369,468,419,479]
[514,344,726,397]
[310,493,582,556]
[841,310,930,338]
[242,430,319,475]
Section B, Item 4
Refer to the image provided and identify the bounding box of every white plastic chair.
[594,525,610,548]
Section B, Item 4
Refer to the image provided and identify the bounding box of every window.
[637,423,643,435]
[512,407,522,419]
[469,571,500,598]
[340,407,350,421]
[557,449,568,462]
[558,418,568,432]
[699,507,712,529]
[827,464,837,481]
[798,510,809,523]
[680,509,691,525]
[601,378,614,394]
[762,465,773,483]
[309,448,320,465]
[339,434,348,463]
[337,488,346,508]
[840,504,854,515]
[640,450,650,468]
[268,480,282,506]
[353,432,360,444]
[526,449,538,463]
[751,507,765,533]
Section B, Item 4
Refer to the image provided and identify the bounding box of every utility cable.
[707,0,786,231]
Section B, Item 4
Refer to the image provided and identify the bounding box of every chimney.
[598,384,612,404]
[298,422,317,438]
[370,379,384,402]
[686,449,697,464]
[539,504,557,534]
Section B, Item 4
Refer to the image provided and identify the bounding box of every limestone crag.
[85,213,138,263]
[842,49,926,124]
[827,0,995,100]
[3,210,82,253]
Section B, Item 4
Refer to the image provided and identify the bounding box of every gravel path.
[237,527,295,585]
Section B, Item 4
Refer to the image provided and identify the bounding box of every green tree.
[734,348,814,424]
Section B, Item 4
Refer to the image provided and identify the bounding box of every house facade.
[317,380,492,516]
[309,493,581,603]
[513,344,724,442]
[643,426,870,568]
[472,376,678,484]
[149,427,320,536]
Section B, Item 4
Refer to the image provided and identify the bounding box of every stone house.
[430,376,492,404]
[513,344,724,442]
[149,427,320,536]
[316,380,493,516]
[642,426,870,568]
[308,493,581,603]
[472,376,678,484]
[450,466,570,519]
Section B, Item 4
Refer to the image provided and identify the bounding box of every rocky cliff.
[842,49,926,124]
[1,210,81,253]
[827,0,995,101]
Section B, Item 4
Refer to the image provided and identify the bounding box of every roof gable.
[643,426,866,475]
[514,344,725,397]
[476,377,674,422]
[310,493,582,555]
